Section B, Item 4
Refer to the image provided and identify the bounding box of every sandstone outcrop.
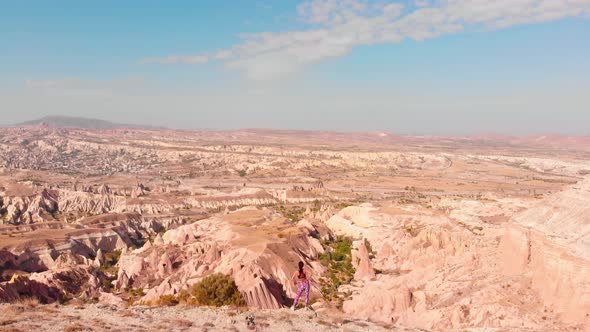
[115,209,325,309]
[0,187,58,224]
[351,240,375,281]
[325,202,577,330]
[0,266,101,303]
[500,177,590,326]
[0,213,167,274]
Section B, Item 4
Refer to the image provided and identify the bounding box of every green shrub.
[129,288,145,297]
[101,279,113,292]
[317,236,355,302]
[190,273,246,307]
[99,250,122,274]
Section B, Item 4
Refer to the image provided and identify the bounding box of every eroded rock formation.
[325,201,583,330]
[500,177,590,326]
[115,208,325,309]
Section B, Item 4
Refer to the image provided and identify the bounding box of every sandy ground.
[0,303,402,332]
[0,302,555,332]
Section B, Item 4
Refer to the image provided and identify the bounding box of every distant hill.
[14,115,162,130]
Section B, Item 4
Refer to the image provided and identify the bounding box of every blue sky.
[1,0,590,134]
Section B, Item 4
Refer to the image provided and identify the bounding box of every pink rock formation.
[0,188,58,224]
[500,177,590,326]
[325,202,580,330]
[115,210,325,309]
[130,184,147,198]
[351,240,375,281]
[0,267,101,303]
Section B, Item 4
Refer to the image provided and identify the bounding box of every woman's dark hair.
[298,261,304,274]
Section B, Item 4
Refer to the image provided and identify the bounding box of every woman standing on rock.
[291,261,311,310]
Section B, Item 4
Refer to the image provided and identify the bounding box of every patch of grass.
[318,236,355,304]
[276,205,306,222]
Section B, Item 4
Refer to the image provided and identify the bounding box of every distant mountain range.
[14,115,163,130]
[7,116,590,139]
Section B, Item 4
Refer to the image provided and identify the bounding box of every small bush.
[190,273,246,307]
[158,295,179,306]
[99,250,122,274]
[101,279,113,292]
[129,288,145,297]
[177,290,191,303]
[363,238,373,255]
[15,297,39,308]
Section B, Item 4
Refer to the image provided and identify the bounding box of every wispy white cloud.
[145,0,590,80]
[213,50,233,60]
[140,55,209,65]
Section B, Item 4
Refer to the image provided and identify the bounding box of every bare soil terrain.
[0,301,396,332]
